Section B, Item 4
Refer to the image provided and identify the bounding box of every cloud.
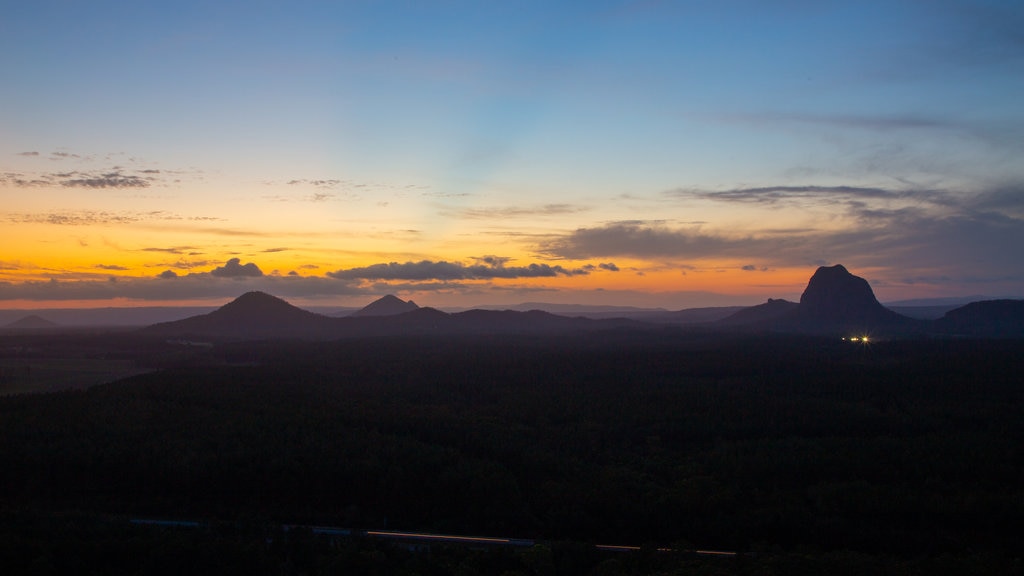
[668,185,932,206]
[328,258,591,281]
[0,271,371,302]
[10,211,141,226]
[211,258,263,278]
[539,222,752,260]
[287,179,342,189]
[61,169,152,188]
[95,264,129,271]
[0,173,54,187]
[541,181,1024,293]
[599,262,619,272]
[450,203,590,219]
[141,246,200,255]
[730,111,960,133]
[6,210,213,227]
[2,151,207,190]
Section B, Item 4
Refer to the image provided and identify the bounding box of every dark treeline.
[1,330,1023,574]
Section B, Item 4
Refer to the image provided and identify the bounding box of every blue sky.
[2,0,1023,308]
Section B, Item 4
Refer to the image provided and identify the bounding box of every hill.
[140,294,652,341]
[3,314,59,329]
[933,299,1024,337]
[717,298,798,327]
[141,291,335,340]
[349,294,419,317]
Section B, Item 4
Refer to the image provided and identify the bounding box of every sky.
[2,0,1023,310]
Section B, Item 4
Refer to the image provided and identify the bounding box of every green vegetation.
[1,331,1023,573]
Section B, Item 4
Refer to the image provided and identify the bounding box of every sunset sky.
[2,0,1022,309]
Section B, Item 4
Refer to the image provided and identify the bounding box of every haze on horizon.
[2,0,1023,310]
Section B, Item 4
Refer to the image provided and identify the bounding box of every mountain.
[4,314,59,329]
[641,306,749,324]
[135,267,1022,341]
[932,299,1024,337]
[885,305,960,320]
[798,265,886,319]
[140,293,650,341]
[142,291,334,340]
[716,265,918,335]
[782,264,918,334]
[349,294,419,317]
[717,298,798,326]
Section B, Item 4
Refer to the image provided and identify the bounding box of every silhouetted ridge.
[4,314,59,329]
[142,291,332,339]
[140,292,648,340]
[934,299,1024,337]
[214,291,314,321]
[717,298,797,326]
[350,294,419,317]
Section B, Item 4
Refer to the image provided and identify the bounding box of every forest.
[1,328,1022,574]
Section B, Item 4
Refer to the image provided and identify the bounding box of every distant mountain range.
[4,265,1021,339]
[140,292,645,340]
[132,265,1024,341]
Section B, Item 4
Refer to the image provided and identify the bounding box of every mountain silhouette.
[137,267,1020,341]
[350,294,419,317]
[717,265,918,334]
[717,298,798,326]
[142,291,334,339]
[141,293,647,341]
[782,264,916,333]
[933,299,1024,337]
[4,314,59,329]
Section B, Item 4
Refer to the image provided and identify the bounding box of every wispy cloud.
[10,211,142,226]
[287,178,342,188]
[667,185,954,207]
[3,150,206,190]
[445,203,590,220]
[2,168,156,189]
[0,271,370,302]
[95,264,130,271]
[141,246,201,255]
[7,210,205,226]
[61,169,154,188]
[542,181,1024,289]
[268,178,430,196]
[328,257,592,281]
[728,111,962,133]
